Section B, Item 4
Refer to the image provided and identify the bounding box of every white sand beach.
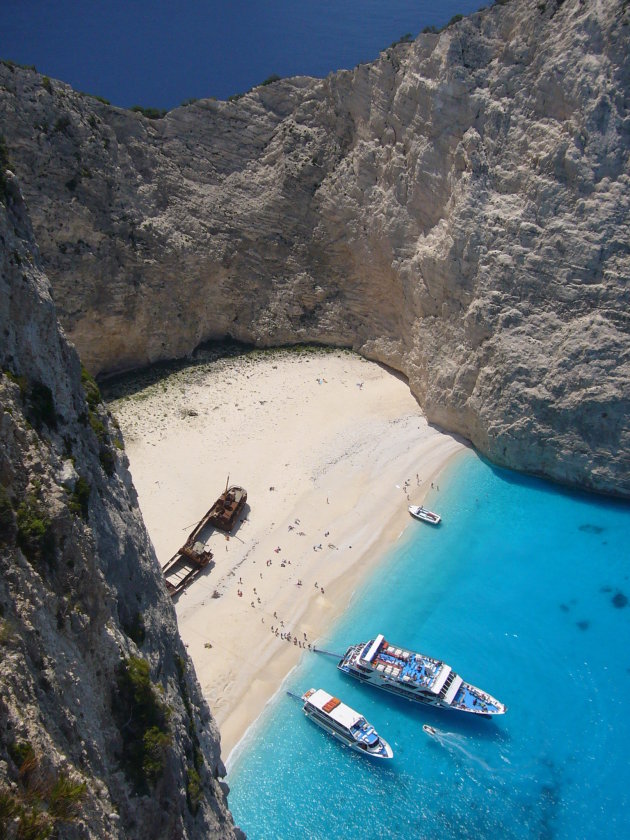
[108,348,465,757]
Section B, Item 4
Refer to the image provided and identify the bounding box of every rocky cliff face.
[0,174,240,837]
[1,0,628,496]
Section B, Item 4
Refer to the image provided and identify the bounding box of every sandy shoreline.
[107,348,465,758]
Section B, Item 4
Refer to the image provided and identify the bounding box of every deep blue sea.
[227,450,630,839]
[4,1,488,108]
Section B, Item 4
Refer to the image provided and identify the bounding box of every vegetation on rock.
[114,656,172,789]
[16,492,55,567]
[0,483,14,540]
[68,476,91,520]
[0,742,86,839]
[130,105,167,120]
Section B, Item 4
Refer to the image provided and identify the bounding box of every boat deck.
[161,544,212,595]
[374,648,441,691]
[344,635,506,714]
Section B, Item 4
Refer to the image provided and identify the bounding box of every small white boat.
[422,724,437,737]
[300,688,393,759]
[408,504,441,525]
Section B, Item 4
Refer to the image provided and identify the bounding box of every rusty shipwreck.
[161,484,247,596]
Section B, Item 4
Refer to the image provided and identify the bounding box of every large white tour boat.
[337,634,506,716]
[299,688,393,759]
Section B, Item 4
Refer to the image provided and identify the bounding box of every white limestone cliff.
[0,0,628,497]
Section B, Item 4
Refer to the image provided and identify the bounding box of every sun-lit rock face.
[1,0,629,496]
[0,174,241,838]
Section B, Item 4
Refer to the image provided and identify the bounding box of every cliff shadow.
[99,338,255,400]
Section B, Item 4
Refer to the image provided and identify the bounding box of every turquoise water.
[227,451,630,839]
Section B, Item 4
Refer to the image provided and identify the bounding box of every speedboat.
[337,634,506,716]
[300,688,393,759]
[408,505,441,525]
[422,724,437,737]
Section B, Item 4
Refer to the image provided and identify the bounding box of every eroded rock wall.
[0,0,628,495]
[0,174,240,838]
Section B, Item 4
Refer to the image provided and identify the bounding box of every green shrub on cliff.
[81,365,101,409]
[16,493,55,566]
[99,445,116,475]
[0,59,37,72]
[124,611,146,646]
[390,32,414,47]
[54,114,71,133]
[115,656,172,789]
[5,371,59,431]
[26,380,58,431]
[142,727,172,782]
[0,483,14,540]
[48,773,87,821]
[7,740,35,769]
[1,743,86,838]
[68,476,91,520]
[130,105,167,119]
[186,767,203,814]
